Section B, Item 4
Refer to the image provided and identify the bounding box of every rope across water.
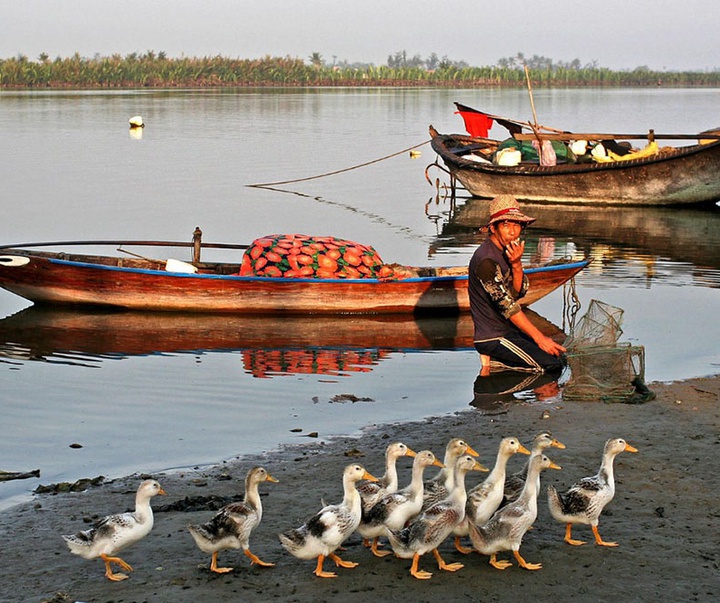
[246,140,430,188]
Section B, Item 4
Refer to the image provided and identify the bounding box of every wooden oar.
[0,239,250,251]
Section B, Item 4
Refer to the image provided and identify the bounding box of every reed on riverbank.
[2,53,719,89]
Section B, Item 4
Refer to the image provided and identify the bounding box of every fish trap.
[564,299,624,348]
[563,343,646,402]
[563,300,649,403]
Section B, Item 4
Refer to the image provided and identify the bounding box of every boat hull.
[430,131,720,206]
[0,252,588,315]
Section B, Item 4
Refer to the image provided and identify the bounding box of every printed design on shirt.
[481,263,521,319]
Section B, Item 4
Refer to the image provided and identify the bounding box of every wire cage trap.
[563,300,649,403]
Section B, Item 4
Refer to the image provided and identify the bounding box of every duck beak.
[266,475,280,483]
[518,444,531,455]
[158,488,168,496]
[549,462,562,471]
[363,471,379,482]
[405,448,418,458]
[624,443,638,453]
[473,461,490,473]
[465,444,480,457]
[433,459,445,468]
[552,439,567,449]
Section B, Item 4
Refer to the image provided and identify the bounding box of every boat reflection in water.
[0,307,474,376]
[438,198,720,286]
[0,306,564,379]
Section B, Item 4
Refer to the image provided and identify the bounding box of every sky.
[1,0,719,72]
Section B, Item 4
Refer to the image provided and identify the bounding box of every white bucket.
[165,258,198,273]
[495,148,522,166]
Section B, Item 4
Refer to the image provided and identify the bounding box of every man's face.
[491,219,523,248]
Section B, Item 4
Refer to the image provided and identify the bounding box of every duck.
[453,436,531,553]
[422,437,479,510]
[503,432,566,503]
[386,454,488,579]
[358,442,416,512]
[358,450,444,557]
[469,454,561,571]
[188,466,278,573]
[278,463,377,578]
[62,479,167,581]
[547,437,638,547]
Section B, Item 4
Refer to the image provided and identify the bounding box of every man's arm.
[509,310,567,357]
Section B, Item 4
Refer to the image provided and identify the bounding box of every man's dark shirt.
[468,237,529,341]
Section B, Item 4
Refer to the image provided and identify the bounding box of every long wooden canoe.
[429,121,720,206]
[0,240,588,314]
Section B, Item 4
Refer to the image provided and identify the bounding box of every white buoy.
[129,115,145,128]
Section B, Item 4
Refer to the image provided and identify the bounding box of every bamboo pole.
[524,65,540,129]
[524,65,547,163]
[513,131,720,141]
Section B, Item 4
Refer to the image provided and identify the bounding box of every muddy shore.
[1,376,719,603]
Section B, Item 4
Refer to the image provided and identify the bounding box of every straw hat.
[486,195,536,227]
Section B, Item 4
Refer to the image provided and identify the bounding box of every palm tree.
[309,52,323,68]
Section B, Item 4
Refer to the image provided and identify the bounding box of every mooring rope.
[246,139,431,188]
[562,275,583,336]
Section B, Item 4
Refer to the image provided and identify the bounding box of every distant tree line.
[1,50,718,88]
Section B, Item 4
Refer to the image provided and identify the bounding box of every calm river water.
[1,87,719,508]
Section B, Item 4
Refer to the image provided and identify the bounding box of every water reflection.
[470,370,562,410]
[429,196,720,288]
[0,307,474,376]
[0,306,566,378]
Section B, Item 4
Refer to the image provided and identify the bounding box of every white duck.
[358,450,444,557]
[386,455,488,580]
[358,442,416,512]
[453,436,530,553]
[469,454,561,571]
[357,441,415,549]
[547,437,637,547]
[188,466,278,573]
[62,479,167,581]
[278,463,377,578]
[422,437,479,511]
[504,432,566,503]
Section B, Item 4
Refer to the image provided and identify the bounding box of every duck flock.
[62,433,637,581]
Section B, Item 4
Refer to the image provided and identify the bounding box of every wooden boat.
[0,307,564,376]
[428,105,720,206]
[0,237,588,315]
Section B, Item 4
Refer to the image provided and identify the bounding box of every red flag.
[455,109,493,138]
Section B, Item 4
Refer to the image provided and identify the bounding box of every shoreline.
[1,375,719,602]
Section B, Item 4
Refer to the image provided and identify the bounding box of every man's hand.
[536,334,567,357]
[505,239,525,265]
[510,310,567,358]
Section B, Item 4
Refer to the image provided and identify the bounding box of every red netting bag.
[239,234,401,280]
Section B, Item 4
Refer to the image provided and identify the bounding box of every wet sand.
[2,376,719,603]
